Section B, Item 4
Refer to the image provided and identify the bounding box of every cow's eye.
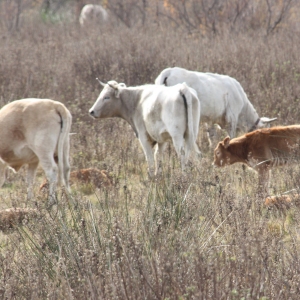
[104,96,110,101]
[216,151,220,156]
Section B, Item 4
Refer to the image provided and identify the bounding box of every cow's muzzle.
[89,110,96,118]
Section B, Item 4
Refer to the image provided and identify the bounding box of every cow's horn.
[262,117,277,124]
[96,78,106,87]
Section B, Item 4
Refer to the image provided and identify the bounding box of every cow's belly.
[0,146,38,172]
[146,122,172,144]
[198,89,226,122]
[150,131,171,144]
[200,106,225,123]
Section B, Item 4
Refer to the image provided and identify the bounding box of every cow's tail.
[180,83,201,156]
[155,68,172,86]
[56,103,72,192]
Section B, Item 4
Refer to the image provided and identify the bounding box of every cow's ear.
[115,88,121,98]
[115,83,126,98]
[223,136,230,148]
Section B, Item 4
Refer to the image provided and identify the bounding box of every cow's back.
[194,72,246,122]
[0,99,61,140]
[156,67,246,124]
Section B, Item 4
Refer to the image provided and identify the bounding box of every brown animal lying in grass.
[214,125,300,195]
[265,193,300,208]
[40,168,113,193]
[0,207,38,232]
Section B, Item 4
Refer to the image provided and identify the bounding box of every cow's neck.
[240,101,260,130]
[117,89,141,138]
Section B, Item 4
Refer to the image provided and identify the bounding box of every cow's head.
[249,117,277,132]
[89,79,126,118]
[213,136,231,167]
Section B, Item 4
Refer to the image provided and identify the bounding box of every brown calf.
[265,195,293,207]
[213,125,300,195]
[0,208,38,233]
[40,168,113,192]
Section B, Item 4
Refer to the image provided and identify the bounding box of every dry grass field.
[0,1,300,299]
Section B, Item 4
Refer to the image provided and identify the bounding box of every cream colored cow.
[79,4,108,26]
[0,98,72,204]
[155,67,277,140]
[89,81,201,177]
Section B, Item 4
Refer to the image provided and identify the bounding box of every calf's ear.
[223,136,230,149]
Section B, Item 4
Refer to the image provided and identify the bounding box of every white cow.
[155,67,276,139]
[79,4,108,26]
[0,98,72,204]
[89,80,201,176]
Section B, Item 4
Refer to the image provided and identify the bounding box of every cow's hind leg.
[26,161,39,200]
[154,143,167,176]
[172,135,187,171]
[38,156,59,206]
[33,131,60,205]
[60,137,71,192]
[139,135,156,178]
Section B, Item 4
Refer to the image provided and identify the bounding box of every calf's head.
[213,136,232,167]
[89,80,126,118]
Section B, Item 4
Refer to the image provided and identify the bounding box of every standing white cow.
[89,80,201,177]
[155,67,276,139]
[0,98,72,204]
[79,4,108,26]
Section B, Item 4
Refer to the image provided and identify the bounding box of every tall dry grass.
[0,5,300,299]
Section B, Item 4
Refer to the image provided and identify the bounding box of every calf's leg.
[258,168,271,196]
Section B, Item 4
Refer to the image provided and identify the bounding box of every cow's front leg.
[225,117,238,139]
[27,161,39,200]
[139,136,156,178]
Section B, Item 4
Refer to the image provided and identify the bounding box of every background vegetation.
[0,0,300,299]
